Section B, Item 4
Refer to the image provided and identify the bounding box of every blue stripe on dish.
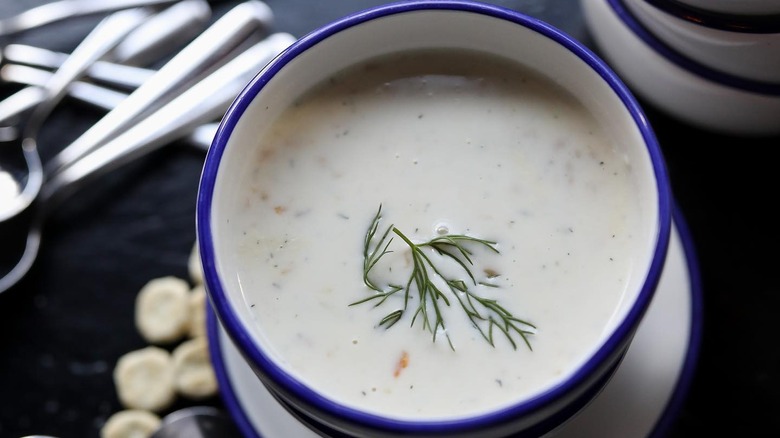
[648,204,704,437]
[206,307,262,438]
[645,0,780,33]
[609,0,780,95]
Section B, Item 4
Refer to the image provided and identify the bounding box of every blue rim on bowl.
[644,0,780,34]
[610,0,780,95]
[198,0,672,436]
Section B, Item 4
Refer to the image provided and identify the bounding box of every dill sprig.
[350,204,536,351]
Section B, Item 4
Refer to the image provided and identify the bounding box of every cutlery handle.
[0,86,46,125]
[22,7,151,137]
[0,0,179,37]
[45,0,274,177]
[3,45,154,88]
[2,65,129,111]
[0,0,212,124]
[42,33,296,205]
[3,7,152,223]
[0,64,217,151]
[110,0,213,66]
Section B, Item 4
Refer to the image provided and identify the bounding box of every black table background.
[1,1,778,437]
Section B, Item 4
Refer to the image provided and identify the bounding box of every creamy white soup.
[223,49,653,420]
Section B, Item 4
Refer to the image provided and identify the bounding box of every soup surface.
[222,49,653,420]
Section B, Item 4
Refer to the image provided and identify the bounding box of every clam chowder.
[221,49,655,420]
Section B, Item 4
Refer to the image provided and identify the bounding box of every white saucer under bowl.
[207,208,702,438]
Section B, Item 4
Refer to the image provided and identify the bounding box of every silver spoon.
[0,63,148,114]
[44,0,274,178]
[0,0,272,223]
[46,32,295,200]
[1,0,212,86]
[0,6,152,223]
[0,0,180,37]
[0,63,219,151]
[0,32,296,294]
[2,48,154,90]
[0,0,213,123]
[151,406,242,438]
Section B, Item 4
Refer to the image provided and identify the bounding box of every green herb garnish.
[351,205,535,351]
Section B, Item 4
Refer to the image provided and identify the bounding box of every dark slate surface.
[0,1,777,437]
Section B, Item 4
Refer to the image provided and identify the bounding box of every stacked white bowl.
[580,0,780,136]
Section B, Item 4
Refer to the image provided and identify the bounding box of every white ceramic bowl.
[198,1,672,437]
[648,0,780,16]
[625,0,780,83]
[582,0,780,136]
